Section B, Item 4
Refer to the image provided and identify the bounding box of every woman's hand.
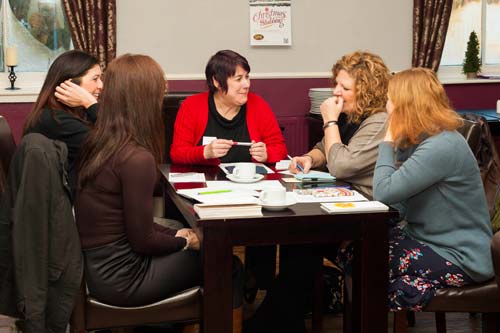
[384,118,394,142]
[320,96,343,122]
[289,155,312,174]
[55,80,98,109]
[384,127,394,142]
[203,139,233,160]
[176,228,200,250]
[249,141,267,162]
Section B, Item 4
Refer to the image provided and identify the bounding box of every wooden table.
[160,164,398,333]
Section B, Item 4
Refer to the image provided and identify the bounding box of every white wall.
[117,1,413,78]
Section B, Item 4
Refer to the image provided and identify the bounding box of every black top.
[199,93,252,162]
[25,104,98,197]
[76,144,183,252]
[338,113,364,144]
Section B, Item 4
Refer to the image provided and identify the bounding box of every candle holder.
[5,66,20,90]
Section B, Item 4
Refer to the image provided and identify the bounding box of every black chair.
[163,92,200,163]
[70,282,202,333]
[492,231,500,290]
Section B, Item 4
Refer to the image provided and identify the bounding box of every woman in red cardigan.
[170,49,287,165]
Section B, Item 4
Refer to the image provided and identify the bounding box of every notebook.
[193,203,263,219]
[294,170,336,183]
[320,201,389,214]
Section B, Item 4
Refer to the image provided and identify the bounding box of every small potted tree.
[462,31,481,79]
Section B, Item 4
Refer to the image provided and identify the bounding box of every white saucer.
[227,174,264,183]
[259,196,297,211]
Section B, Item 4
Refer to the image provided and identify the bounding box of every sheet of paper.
[202,136,217,145]
[177,188,259,204]
[205,180,283,190]
[169,172,206,183]
[219,162,275,175]
[275,160,291,170]
[293,190,368,203]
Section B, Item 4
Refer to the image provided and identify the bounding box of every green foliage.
[462,31,481,74]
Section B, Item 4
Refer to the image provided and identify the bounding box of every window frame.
[438,0,500,81]
[0,0,71,94]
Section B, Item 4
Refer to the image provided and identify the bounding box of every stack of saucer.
[309,88,333,115]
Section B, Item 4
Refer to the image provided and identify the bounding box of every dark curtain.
[61,0,116,70]
[413,0,453,71]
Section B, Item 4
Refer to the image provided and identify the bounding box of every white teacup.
[259,187,287,205]
[233,163,256,180]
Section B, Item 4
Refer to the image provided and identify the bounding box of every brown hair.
[388,67,462,148]
[23,50,99,133]
[78,54,166,187]
[332,51,391,124]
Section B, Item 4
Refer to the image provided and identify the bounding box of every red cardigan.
[170,92,287,165]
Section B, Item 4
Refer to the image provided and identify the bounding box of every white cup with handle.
[259,187,287,205]
[233,163,256,180]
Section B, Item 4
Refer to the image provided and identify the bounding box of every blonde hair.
[332,51,391,124]
[388,67,462,147]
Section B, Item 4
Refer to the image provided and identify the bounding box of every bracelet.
[323,120,338,130]
[181,236,189,251]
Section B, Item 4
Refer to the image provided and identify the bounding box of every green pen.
[198,189,232,195]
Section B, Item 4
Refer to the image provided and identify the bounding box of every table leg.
[357,221,389,332]
[312,258,325,333]
[202,228,233,333]
[269,226,389,333]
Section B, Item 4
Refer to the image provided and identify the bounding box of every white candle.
[497,100,500,114]
[5,46,18,67]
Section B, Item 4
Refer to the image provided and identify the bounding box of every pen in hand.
[232,141,252,146]
[287,154,304,172]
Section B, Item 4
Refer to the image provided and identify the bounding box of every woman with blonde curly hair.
[245,51,391,333]
[289,50,390,196]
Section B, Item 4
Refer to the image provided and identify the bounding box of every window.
[440,0,500,76]
[1,0,72,72]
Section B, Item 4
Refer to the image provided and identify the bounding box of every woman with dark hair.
[75,54,243,329]
[24,49,102,194]
[170,49,287,165]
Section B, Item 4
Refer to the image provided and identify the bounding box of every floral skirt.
[337,225,474,311]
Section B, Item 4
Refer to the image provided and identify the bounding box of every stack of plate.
[309,88,333,115]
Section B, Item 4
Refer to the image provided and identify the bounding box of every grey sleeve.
[326,114,387,181]
[373,139,461,205]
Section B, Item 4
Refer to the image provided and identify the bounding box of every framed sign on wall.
[249,0,291,46]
